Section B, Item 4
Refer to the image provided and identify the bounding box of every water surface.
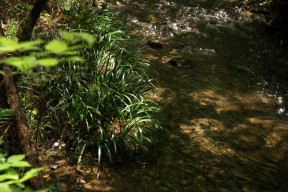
[83,1,288,191]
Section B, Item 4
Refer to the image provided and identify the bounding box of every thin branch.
[0,123,11,141]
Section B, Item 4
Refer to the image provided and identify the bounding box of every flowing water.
[81,0,288,191]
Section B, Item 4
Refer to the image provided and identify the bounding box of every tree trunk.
[2,66,45,190]
[1,0,49,190]
[19,0,49,42]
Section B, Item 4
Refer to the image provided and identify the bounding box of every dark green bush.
[21,2,161,164]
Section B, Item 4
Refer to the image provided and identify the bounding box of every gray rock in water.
[168,58,196,69]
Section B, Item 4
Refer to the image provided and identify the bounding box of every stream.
[82,0,288,191]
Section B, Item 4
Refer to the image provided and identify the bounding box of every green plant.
[3,19,19,39]
[0,109,14,128]
[0,32,96,190]
[0,150,46,192]
[0,32,95,73]
[22,2,162,165]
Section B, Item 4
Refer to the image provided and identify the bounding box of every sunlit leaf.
[61,32,96,46]
[19,168,43,183]
[0,38,42,53]
[64,56,84,62]
[0,38,18,47]
[61,51,79,55]
[2,56,36,71]
[79,33,96,46]
[0,164,11,171]
[27,109,39,116]
[0,38,18,53]
[27,189,48,192]
[38,58,59,67]
[7,155,25,163]
[10,161,30,167]
[61,32,76,43]
[0,183,13,192]
[45,40,68,54]
[0,169,19,182]
[16,40,43,51]
[66,45,84,50]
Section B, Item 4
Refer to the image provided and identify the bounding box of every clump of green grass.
[21,1,161,164]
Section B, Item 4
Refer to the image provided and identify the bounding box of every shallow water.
[80,0,288,191]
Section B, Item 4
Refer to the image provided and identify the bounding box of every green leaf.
[0,169,19,182]
[0,164,11,171]
[61,32,76,43]
[0,183,13,192]
[31,189,48,192]
[0,38,42,53]
[64,56,84,62]
[7,155,25,163]
[23,187,33,192]
[61,51,79,55]
[45,40,68,54]
[38,58,59,67]
[16,40,43,51]
[61,32,96,46]
[2,56,36,72]
[79,33,96,46]
[10,161,30,167]
[19,168,43,183]
[0,108,14,126]
[0,38,18,47]
[0,38,18,53]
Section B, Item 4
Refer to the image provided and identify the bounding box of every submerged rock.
[168,58,196,69]
[147,40,163,49]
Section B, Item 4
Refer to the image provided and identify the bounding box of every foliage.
[0,109,14,128]
[0,32,96,190]
[0,32,95,74]
[0,151,46,192]
[21,2,162,164]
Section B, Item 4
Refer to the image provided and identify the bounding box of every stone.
[147,40,163,49]
[168,58,196,69]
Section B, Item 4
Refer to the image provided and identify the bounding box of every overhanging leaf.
[0,38,18,47]
[61,32,77,43]
[38,58,59,67]
[0,38,19,53]
[7,155,25,163]
[61,51,79,55]
[64,56,84,62]
[0,169,19,182]
[0,164,11,171]
[9,161,30,167]
[2,56,36,71]
[79,33,96,46]
[19,168,43,183]
[61,32,96,46]
[45,40,68,54]
[0,183,13,192]
[16,40,43,51]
